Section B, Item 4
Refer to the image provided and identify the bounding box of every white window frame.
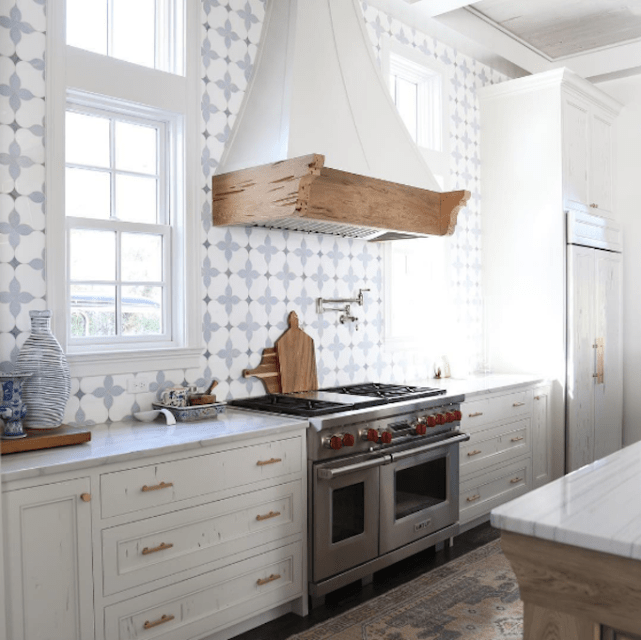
[46,0,202,377]
[382,38,451,190]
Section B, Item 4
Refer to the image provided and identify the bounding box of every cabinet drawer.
[100,436,303,519]
[102,480,302,596]
[460,459,530,525]
[460,418,531,477]
[492,390,532,420]
[104,542,302,640]
[460,398,492,429]
[461,390,532,432]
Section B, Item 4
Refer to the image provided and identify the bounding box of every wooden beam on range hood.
[211,154,470,240]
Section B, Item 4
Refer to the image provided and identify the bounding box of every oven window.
[332,484,365,543]
[395,457,446,520]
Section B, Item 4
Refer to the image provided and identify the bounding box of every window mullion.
[115,228,122,336]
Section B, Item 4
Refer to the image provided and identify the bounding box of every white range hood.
[212,0,469,240]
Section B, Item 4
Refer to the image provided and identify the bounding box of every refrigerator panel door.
[594,250,623,460]
[567,245,596,472]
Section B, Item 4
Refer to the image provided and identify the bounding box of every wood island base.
[500,531,641,640]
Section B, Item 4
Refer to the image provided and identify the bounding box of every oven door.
[312,454,387,583]
[379,432,469,555]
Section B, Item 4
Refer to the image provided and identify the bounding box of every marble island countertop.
[491,439,641,560]
[412,373,546,399]
[0,408,307,484]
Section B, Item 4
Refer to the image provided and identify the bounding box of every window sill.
[67,346,203,378]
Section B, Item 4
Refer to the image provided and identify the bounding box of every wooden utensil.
[275,311,318,393]
[244,347,281,393]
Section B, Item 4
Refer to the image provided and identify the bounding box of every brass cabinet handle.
[256,510,281,522]
[534,395,541,400]
[80,493,91,502]
[512,402,525,407]
[510,477,523,484]
[467,450,482,457]
[595,337,604,384]
[510,436,524,443]
[256,573,281,586]
[468,412,483,418]
[142,542,174,556]
[141,481,174,492]
[143,614,174,629]
[466,494,481,503]
[256,457,282,466]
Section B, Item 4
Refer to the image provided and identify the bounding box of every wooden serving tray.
[1,425,91,455]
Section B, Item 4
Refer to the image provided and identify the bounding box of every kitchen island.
[491,440,641,639]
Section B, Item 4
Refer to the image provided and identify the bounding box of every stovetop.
[228,382,447,417]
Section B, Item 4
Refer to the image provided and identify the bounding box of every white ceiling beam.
[404,0,480,16]
[435,8,552,75]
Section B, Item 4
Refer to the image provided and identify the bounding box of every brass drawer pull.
[257,573,281,586]
[80,493,91,502]
[256,510,281,522]
[467,450,482,457]
[466,494,481,503]
[257,457,282,466]
[512,402,525,407]
[142,542,174,556]
[510,436,524,442]
[143,614,174,629]
[510,477,523,484]
[468,412,483,418]
[141,481,174,492]
[534,395,541,400]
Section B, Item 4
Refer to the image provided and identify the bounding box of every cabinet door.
[594,250,622,461]
[532,385,552,488]
[563,96,590,212]
[566,245,596,472]
[590,112,614,217]
[4,478,94,640]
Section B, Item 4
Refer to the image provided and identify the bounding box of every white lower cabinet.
[2,428,307,640]
[3,477,94,640]
[459,384,550,529]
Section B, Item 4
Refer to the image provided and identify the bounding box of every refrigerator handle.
[593,337,604,384]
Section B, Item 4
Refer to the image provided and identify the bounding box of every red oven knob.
[380,431,393,444]
[435,413,446,425]
[445,412,455,423]
[415,422,427,435]
[453,410,462,421]
[366,428,379,443]
[323,435,343,450]
[342,433,355,447]
[426,415,437,428]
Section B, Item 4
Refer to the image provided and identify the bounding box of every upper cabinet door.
[590,112,614,217]
[563,96,590,213]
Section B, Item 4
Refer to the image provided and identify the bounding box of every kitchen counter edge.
[1,408,308,485]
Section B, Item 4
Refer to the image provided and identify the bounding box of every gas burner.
[229,394,353,417]
[321,382,446,400]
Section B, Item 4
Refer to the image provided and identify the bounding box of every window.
[65,100,174,345]
[45,0,200,375]
[66,0,183,73]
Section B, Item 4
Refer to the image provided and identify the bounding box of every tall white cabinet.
[479,68,622,479]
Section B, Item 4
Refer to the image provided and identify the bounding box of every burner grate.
[229,394,353,417]
[321,382,446,400]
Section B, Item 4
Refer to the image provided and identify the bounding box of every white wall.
[597,74,641,445]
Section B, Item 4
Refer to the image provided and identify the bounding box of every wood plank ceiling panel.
[470,0,641,59]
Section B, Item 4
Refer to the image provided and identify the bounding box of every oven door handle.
[317,455,391,480]
[390,432,471,462]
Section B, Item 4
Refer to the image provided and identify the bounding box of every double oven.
[229,382,468,605]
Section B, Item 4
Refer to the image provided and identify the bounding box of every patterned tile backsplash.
[0,0,510,426]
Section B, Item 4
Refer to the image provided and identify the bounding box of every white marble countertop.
[491,439,641,560]
[0,408,307,484]
[411,373,546,400]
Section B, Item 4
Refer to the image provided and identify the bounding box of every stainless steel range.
[229,382,468,607]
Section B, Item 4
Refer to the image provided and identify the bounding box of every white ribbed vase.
[15,310,71,429]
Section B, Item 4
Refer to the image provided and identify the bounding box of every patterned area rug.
[291,540,522,640]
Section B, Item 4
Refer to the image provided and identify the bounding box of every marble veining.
[491,440,641,560]
[0,409,307,483]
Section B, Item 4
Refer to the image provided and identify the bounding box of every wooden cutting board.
[275,311,318,393]
[1,425,91,455]
[243,311,318,394]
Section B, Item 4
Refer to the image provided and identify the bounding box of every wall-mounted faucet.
[316,289,369,329]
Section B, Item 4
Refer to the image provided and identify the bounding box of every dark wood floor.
[232,522,501,640]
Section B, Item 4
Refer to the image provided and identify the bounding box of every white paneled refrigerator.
[566,211,623,473]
